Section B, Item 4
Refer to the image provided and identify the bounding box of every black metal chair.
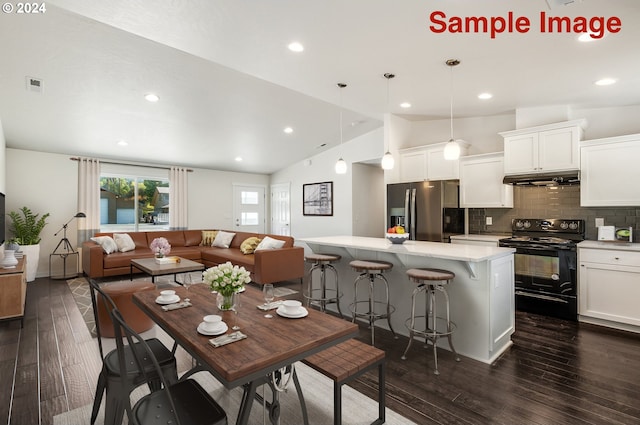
[88,278,178,425]
[111,308,228,425]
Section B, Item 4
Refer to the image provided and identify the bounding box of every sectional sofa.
[81,229,304,285]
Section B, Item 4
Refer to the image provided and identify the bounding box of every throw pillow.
[201,230,218,246]
[113,233,136,252]
[240,237,261,254]
[212,231,236,248]
[90,236,118,254]
[255,236,286,251]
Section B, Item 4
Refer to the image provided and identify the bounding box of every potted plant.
[8,206,50,282]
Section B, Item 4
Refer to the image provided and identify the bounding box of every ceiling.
[0,0,638,174]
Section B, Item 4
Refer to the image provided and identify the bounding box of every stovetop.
[499,218,586,248]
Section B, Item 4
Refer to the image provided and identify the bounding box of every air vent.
[26,76,43,93]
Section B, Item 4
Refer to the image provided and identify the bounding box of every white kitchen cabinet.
[500,120,585,175]
[578,243,640,330]
[580,134,640,207]
[459,153,513,208]
[399,148,426,182]
[399,142,468,182]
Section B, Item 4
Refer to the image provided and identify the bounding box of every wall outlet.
[486,216,493,225]
[595,217,604,227]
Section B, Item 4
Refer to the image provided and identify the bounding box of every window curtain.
[169,166,188,230]
[77,158,101,245]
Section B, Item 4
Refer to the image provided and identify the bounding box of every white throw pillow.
[113,233,136,252]
[212,231,236,248]
[255,236,286,251]
[90,236,118,254]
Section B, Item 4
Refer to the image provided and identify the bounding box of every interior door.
[270,183,291,236]
[232,184,266,233]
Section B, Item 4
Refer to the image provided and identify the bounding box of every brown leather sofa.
[81,229,304,285]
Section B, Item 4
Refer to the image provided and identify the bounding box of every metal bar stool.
[349,260,397,346]
[401,268,460,375]
[304,253,343,318]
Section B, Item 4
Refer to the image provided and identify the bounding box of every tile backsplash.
[468,185,640,241]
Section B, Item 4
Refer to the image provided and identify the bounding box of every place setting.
[155,289,193,311]
[275,300,308,319]
[197,314,228,336]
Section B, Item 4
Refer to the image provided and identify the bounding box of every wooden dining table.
[132,283,359,425]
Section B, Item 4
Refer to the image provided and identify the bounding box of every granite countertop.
[578,240,640,252]
[300,235,514,262]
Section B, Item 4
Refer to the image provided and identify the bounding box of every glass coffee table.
[130,257,205,284]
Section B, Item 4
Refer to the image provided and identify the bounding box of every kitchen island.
[300,236,516,364]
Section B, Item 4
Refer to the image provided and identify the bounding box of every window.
[99,174,170,232]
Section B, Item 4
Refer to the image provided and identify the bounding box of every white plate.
[276,306,308,319]
[156,295,180,305]
[197,322,228,336]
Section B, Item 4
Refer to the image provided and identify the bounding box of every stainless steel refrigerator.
[386,180,465,242]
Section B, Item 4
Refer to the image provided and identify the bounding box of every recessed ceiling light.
[400,102,411,108]
[284,127,293,134]
[578,33,604,42]
[595,78,617,86]
[288,42,304,52]
[144,93,159,102]
[117,140,128,146]
[235,156,243,162]
[478,92,493,100]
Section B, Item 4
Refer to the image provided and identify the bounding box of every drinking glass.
[263,284,275,318]
[232,292,241,330]
[182,274,193,301]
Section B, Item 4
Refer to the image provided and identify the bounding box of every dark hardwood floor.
[1,277,639,425]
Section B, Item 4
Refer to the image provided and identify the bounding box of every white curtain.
[77,158,101,245]
[169,166,189,230]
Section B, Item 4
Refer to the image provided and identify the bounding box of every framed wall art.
[303,181,333,216]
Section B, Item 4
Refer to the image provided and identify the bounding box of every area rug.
[53,362,415,425]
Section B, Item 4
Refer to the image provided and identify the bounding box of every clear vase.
[217,292,236,311]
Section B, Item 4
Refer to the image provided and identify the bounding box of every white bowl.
[159,289,176,300]
[282,300,303,314]
[386,233,409,244]
[202,314,223,331]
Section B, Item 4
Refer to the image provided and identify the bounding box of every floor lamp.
[49,212,86,280]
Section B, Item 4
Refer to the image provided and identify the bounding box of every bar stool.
[349,260,397,346]
[304,253,343,318]
[401,268,460,375]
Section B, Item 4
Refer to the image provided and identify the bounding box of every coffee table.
[130,257,205,284]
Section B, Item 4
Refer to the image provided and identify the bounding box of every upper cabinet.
[399,142,469,183]
[500,120,586,175]
[459,152,513,208]
[580,134,640,207]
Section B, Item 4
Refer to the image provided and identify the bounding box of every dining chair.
[88,278,178,425]
[111,308,228,425]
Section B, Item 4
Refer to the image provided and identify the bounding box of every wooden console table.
[0,257,27,327]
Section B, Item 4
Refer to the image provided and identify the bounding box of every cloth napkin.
[161,301,192,311]
[257,300,283,311]
[209,331,247,347]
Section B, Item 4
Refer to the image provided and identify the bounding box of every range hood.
[503,171,580,186]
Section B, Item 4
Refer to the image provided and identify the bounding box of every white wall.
[5,148,269,278]
[270,127,384,239]
[0,119,5,193]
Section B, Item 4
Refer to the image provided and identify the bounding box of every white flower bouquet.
[203,261,251,296]
[150,237,171,257]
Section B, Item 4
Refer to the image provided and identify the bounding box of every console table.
[0,257,27,327]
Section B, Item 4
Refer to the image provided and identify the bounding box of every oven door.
[511,246,577,320]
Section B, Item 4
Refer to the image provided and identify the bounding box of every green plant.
[8,206,50,245]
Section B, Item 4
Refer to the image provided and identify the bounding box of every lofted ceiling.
[0,0,638,174]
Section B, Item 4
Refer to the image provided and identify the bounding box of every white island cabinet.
[299,236,516,364]
[578,241,640,333]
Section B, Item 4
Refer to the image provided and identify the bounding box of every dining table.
[132,283,359,425]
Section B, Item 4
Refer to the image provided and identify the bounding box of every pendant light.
[381,73,395,170]
[444,59,462,161]
[335,83,348,174]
